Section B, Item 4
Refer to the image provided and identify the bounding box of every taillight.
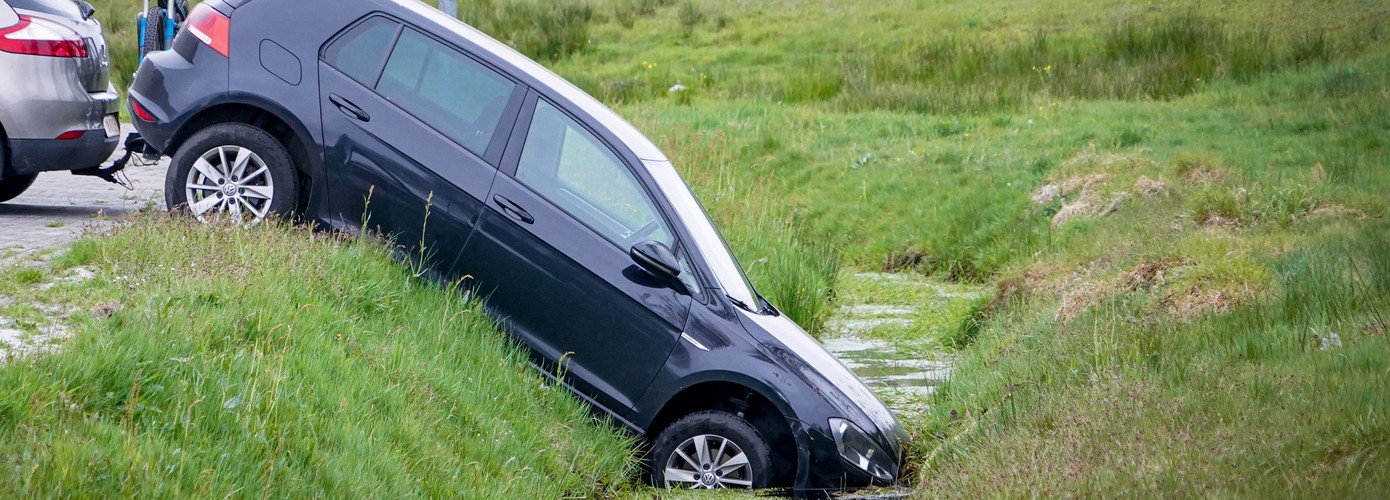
[55,130,84,140]
[185,4,231,57]
[130,97,157,122]
[0,15,89,58]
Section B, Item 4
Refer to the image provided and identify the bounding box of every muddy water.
[822,335,953,396]
[822,273,988,416]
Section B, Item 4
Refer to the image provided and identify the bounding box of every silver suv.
[0,0,119,203]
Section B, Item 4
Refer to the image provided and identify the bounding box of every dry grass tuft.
[1164,286,1233,320]
[1134,176,1168,196]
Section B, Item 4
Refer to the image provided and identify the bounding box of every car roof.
[386,0,670,163]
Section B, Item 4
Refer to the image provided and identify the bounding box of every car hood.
[735,308,903,450]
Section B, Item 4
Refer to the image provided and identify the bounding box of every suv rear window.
[7,0,82,19]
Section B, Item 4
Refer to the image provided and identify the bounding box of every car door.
[317,16,522,277]
[463,94,692,416]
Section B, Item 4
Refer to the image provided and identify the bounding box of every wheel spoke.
[186,180,219,192]
[664,468,700,485]
[240,184,274,200]
[230,147,253,178]
[674,448,700,470]
[228,195,243,220]
[192,156,223,184]
[718,478,752,488]
[188,194,221,217]
[217,147,231,178]
[717,451,749,473]
[241,166,269,184]
[238,197,268,220]
[694,436,711,467]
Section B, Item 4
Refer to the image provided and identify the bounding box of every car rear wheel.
[166,123,298,225]
[650,410,773,490]
[0,174,38,204]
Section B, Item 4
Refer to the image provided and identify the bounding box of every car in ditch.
[0,0,120,203]
[127,0,906,493]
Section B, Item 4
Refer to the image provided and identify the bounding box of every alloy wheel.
[184,145,275,225]
[662,434,755,489]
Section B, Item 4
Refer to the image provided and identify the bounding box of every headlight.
[829,418,897,483]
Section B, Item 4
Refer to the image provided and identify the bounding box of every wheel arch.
[646,377,800,486]
[165,98,320,212]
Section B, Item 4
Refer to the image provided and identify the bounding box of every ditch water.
[821,273,988,417]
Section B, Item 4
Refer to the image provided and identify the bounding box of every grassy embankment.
[70,0,1390,495]
[0,217,634,495]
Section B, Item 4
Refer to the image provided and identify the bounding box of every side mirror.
[630,240,680,280]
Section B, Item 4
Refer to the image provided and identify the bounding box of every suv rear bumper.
[6,130,119,177]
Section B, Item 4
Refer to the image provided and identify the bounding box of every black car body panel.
[129,0,906,493]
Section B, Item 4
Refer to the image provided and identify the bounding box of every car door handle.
[329,93,370,122]
[493,195,535,224]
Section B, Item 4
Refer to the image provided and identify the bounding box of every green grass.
[0,215,635,496]
[72,0,1390,495]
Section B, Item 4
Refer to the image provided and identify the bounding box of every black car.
[129,0,905,493]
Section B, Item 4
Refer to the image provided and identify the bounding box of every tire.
[649,410,773,490]
[165,123,299,225]
[0,174,38,204]
[140,6,164,59]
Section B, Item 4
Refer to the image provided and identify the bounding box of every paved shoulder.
[1,125,166,258]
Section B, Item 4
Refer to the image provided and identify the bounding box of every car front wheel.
[166,123,298,225]
[650,410,773,490]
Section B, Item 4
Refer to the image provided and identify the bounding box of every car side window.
[515,100,674,250]
[375,29,515,155]
[322,16,399,87]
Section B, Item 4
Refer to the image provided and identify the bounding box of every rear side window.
[376,29,515,155]
[322,16,399,87]
[7,0,81,20]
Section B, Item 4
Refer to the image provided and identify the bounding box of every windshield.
[643,160,760,309]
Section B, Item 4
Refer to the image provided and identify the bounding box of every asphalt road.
[0,124,166,258]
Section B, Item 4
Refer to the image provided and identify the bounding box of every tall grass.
[0,215,636,496]
[919,223,1390,495]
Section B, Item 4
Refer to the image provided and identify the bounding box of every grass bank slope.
[0,215,634,496]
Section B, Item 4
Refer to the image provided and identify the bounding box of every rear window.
[7,0,82,20]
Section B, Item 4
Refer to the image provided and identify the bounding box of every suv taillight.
[0,15,89,58]
[185,4,230,57]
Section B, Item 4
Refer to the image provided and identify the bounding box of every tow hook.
[72,132,159,189]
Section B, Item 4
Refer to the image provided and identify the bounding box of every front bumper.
[791,418,902,496]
